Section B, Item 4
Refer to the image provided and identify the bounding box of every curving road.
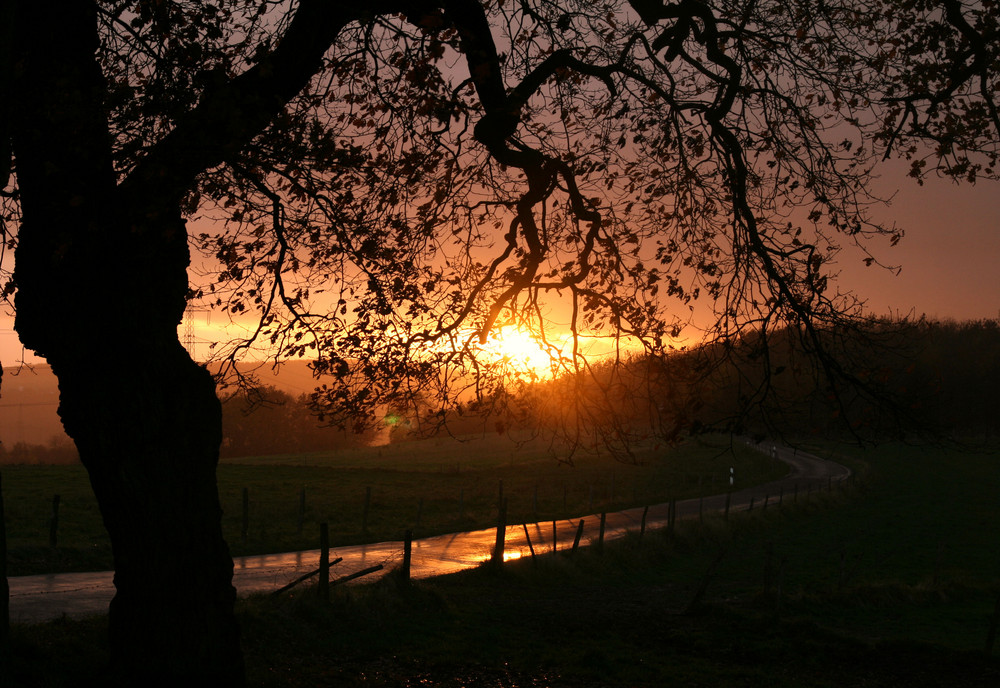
[7,442,850,624]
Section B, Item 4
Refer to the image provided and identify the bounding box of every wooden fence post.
[640,505,649,540]
[241,487,249,544]
[402,529,412,582]
[297,487,306,534]
[332,564,384,587]
[522,524,537,563]
[598,512,606,551]
[318,522,330,601]
[763,541,774,597]
[552,520,557,552]
[724,491,731,521]
[362,486,372,533]
[49,494,60,548]
[269,557,343,598]
[571,519,585,554]
[492,497,507,564]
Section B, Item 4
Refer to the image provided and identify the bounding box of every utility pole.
[181,306,211,361]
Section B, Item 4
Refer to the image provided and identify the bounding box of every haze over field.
[0,360,324,448]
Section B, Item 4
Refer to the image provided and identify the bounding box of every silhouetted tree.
[1,0,997,682]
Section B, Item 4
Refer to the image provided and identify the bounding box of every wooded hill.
[410,317,1000,450]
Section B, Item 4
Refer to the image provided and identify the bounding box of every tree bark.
[56,340,244,685]
[9,2,244,683]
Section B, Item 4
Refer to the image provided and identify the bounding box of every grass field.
[234,438,1000,686]
[5,438,1000,686]
[1,433,782,576]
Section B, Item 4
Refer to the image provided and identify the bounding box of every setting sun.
[477,326,566,380]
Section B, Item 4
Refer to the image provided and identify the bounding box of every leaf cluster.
[2,0,996,437]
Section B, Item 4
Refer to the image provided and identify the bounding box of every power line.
[182,307,212,359]
[0,402,57,407]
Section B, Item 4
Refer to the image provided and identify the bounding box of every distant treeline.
[0,435,78,465]
[712,316,1000,440]
[0,385,379,465]
[218,386,379,458]
[2,318,997,464]
[392,317,1000,449]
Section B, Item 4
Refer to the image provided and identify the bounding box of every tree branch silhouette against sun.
[1,0,997,683]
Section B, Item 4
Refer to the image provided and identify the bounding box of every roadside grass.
[644,438,1000,652]
[740,439,1000,652]
[1,433,780,576]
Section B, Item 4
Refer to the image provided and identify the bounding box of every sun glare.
[478,327,565,380]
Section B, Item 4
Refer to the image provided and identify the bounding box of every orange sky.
[1,164,998,367]
[837,161,1000,322]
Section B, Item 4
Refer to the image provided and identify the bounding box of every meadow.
[1,433,782,576]
[7,437,1000,686]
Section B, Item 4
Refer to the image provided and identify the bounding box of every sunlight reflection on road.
[8,444,849,623]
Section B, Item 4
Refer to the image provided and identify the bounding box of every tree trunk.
[9,2,245,683]
[55,342,245,685]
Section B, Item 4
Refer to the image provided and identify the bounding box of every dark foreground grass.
[6,439,1000,687]
[7,531,998,687]
[233,554,999,688]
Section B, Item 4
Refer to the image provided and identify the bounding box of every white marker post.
[729,467,734,487]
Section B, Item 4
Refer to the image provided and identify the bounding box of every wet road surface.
[8,442,849,623]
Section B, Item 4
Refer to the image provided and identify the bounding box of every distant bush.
[220,385,378,458]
